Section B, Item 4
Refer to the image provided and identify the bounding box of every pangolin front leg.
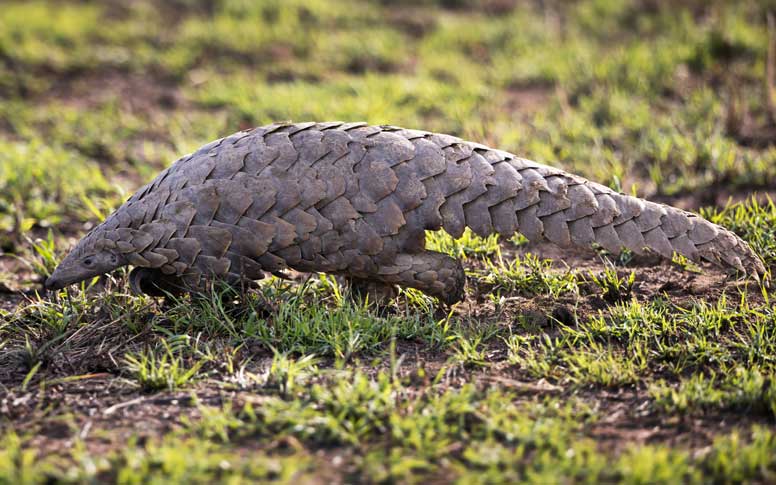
[129,268,186,297]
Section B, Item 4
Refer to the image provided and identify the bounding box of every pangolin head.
[45,230,127,291]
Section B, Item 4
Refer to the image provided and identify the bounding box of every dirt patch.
[584,387,773,451]
[3,378,216,457]
[0,254,42,293]
[43,70,186,114]
[504,85,555,117]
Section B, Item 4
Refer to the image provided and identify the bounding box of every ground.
[1,0,776,483]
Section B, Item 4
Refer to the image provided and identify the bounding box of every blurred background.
[1,0,775,259]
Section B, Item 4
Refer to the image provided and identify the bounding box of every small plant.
[397,287,437,313]
[503,333,564,378]
[671,252,703,274]
[265,351,319,396]
[564,342,647,387]
[503,333,540,368]
[451,332,489,367]
[26,231,59,279]
[124,338,205,392]
[587,266,636,303]
[0,432,56,483]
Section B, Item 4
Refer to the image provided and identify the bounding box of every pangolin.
[45,122,766,303]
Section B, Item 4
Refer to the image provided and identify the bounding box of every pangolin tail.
[434,151,766,280]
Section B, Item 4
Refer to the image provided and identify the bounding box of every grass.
[478,253,581,297]
[650,367,776,417]
[2,367,776,483]
[0,140,119,246]
[123,337,206,392]
[586,266,636,303]
[2,0,776,482]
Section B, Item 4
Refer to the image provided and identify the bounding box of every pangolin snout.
[44,275,64,291]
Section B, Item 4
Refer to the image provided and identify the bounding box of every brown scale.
[49,122,767,304]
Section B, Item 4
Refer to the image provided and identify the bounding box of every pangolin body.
[46,122,766,303]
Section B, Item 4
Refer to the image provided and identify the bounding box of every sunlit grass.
[0,139,118,238]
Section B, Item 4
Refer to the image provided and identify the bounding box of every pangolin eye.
[83,258,94,267]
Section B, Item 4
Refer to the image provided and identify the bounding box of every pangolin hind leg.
[368,251,466,305]
[346,277,399,306]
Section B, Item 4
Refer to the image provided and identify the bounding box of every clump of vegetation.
[124,338,205,392]
[587,266,636,303]
[479,253,580,297]
[650,367,776,417]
